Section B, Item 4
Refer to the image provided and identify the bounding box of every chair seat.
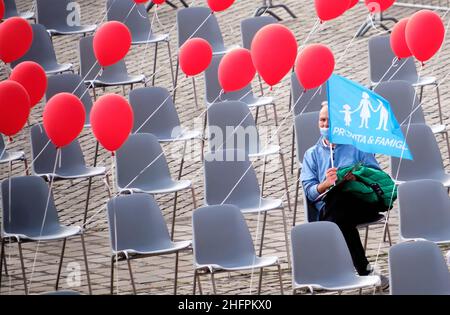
[157,129,202,142]
[90,74,145,87]
[196,255,279,272]
[412,76,436,87]
[356,213,386,229]
[248,144,280,158]
[240,197,283,214]
[5,11,34,19]
[401,233,450,244]
[395,173,450,187]
[122,179,192,194]
[42,62,73,75]
[115,240,191,257]
[3,225,81,242]
[36,166,106,180]
[0,151,24,163]
[431,124,446,134]
[132,33,169,44]
[293,274,380,291]
[48,24,97,36]
[212,45,239,56]
[243,96,274,108]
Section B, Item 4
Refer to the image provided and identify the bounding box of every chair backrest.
[30,124,86,176]
[398,179,450,241]
[129,87,181,139]
[291,72,327,116]
[46,73,93,126]
[374,80,425,125]
[11,24,58,69]
[107,0,152,41]
[294,111,320,168]
[390,124,445,181]
[291,222,358,286]
[4,0,19,18]
[106,194,172,253]
[207,101,260,155]
[115,133,173,190]
[79,36,129,82]
[204,55,253,104]
[36,0,74,30]
[204,149,261,208]
[368,35,418,84]
[389,240,450,295]
[177,7,225,50]
[240,16,277,50]
[192,204,256,267]
[1,176,60,236]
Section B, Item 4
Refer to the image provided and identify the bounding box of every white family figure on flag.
[339,92,390,131]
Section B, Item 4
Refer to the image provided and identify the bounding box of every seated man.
[300,102,386,281]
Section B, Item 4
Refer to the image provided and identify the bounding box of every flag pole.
[329,141,334,168]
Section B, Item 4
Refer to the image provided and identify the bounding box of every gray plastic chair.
[368,35,442,123]
[389,240,450,295]
[374,80,450,160]
[3,0,35,20]
[398,179,450,243]
[107,0,174,87]
[207,101,290,209]
[192,204,283,294]
[115,133,197,239]
[0,176,91,294]
[130,87,203,178]
[291,222,380,294]
[107,194,191,295]
[46,74,94,127]
[147,0,189,11]
[40,290,82,295]
[30,124,106,223]
[36,0,96,36]
[11,24,73,75]
[0,135,28,173]
[391,124,450,186]
[203,149,290,266]
[204,55,276,125]
[289,73,327,174]
[78,36,146,98]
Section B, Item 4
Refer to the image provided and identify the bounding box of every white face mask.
[320,127,329,139]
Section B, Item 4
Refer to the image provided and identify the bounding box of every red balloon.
[43,93,85,148]
[295,44,335,90]
[364,0,395,13]
[179,38,213,76]
[390,18,411,59]
[93,21,131,67]
[314,0,350,22]
[153,0,165,4]
[10,61,47,108]
[0,17,33,63]
[133,0,149,3]
[0,80,30,137]
[0,0,4,20]
[90,94,133,153]
[219,48,256,93]
[348,0,358,9]
[207,0,235,12]
[251,24,297,88]
[406,10,444,63]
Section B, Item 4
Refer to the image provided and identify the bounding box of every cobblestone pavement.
[1,0,450,295]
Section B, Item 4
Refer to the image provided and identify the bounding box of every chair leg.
[178,140,187,180]
[23,157,29,175]
[80,234,92,295]
[259,211,268,256]
[92,87,97,101]
[279,152,292,212]
[152,42,159,86]
[383,222,392,246]
[126,258,137,295]
[0,238,5,286]
[83,177,94,225]
[122,85,126,96]
[280,206,292,268]
[110,256,115,295]
[436,84,444,125]
[272,103,279,127]
[171,191,179,241]
[258,267,263,295]
[210,272,217,294]
[191,186,198,209]
[261,156,268,196]
[179,0,189,7]
[266,10,282,21]
[17,240,28,294]
[419,85,424,102]
[173,59,179,103]
[293,168,300,226]
[193,269,197,295]
[363,226,369,252]
[255,106,260,125]
[166,41,176,90]
[290,127,295,175]
[55,238,67,290]
[174,251,179,295]
[277,264,284,295]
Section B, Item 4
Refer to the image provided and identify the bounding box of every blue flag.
[327,74,413,160]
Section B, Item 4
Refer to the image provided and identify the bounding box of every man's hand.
[317,168,337,194]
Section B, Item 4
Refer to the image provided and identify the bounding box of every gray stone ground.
[1,0,450,295]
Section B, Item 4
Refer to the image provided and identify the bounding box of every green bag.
[336,163,397,211]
